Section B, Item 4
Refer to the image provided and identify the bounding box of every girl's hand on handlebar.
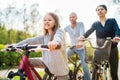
[48,41,59,51]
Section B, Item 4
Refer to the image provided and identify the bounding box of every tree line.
[0,24,36,45]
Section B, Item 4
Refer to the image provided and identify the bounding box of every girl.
[14,12,69,80]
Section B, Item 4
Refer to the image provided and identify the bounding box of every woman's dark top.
[84,18,120,48]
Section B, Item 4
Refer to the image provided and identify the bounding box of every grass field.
[0,71,45,80]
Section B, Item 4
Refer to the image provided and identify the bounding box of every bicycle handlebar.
[85,37,112,49]
[69,37,112,49]
[4,44,61,52]
[41,44,61,49]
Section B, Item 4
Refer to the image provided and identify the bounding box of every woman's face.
[43,14,55,30]
[96,6,107,17]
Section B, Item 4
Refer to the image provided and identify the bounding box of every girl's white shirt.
[15,28,69,76]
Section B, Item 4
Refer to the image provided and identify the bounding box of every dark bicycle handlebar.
[5,44,61,52]
[41,44,61,49]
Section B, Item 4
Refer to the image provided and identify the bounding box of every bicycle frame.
[7,44,60,80]
[7,46,42,80]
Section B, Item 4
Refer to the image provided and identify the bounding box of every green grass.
[12,71,45,80]
[0,71,45,80]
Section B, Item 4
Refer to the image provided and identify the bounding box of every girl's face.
[96,6,107,17]
[43,14,55,30]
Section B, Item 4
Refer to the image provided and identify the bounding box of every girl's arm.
[48,29,65,51]
[15,35,44,46]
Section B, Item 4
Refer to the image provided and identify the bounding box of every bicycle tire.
[7,70,26,80]
[43,73,57,80]
[20,77,26,80]
[76,71,84,80]
[94,72,98,80]
[19,68,42,80]
[69,66,84,80]
[68,55,84,80]
[92,68,101,80]
[106,68,111,80]
[103,67,111,80]
[99,63,111,80]
[42,73,49,80]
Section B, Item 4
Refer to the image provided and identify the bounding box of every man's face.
[69,13,77,24]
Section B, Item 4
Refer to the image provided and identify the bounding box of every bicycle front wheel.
[102,68,111,80]
[43,73,57,80]
[76,70,84,80]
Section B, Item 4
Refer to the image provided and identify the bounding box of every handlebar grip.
[40,45,48,48]
[41,45,61,49]
[16,45,37,50]
[6,47,16,51]
[24,45,37,49]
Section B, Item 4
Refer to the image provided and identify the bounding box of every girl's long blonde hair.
[43,12,60,41]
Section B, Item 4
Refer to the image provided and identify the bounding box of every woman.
[13,12,69,80]
[80,4,120,80]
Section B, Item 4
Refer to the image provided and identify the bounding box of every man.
[64,12,90,80]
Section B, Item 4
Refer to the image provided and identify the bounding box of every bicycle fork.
[7,55,28,80]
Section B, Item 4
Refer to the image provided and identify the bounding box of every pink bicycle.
[5,44,60,80]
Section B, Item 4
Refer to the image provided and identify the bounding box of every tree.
[16,30,32,43]
[0,25,8,44]
[7,29,17,43]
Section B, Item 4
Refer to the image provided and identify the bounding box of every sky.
[0,0,119,33]
[0,0,120,46]
[0,0,116,31]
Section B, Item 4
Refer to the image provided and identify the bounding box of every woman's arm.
[112,18,120,43]
[83,22,96,38]
[113,18,120,37]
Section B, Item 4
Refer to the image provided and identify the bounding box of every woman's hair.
[96,4,107,11]
[43,12,60,41]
